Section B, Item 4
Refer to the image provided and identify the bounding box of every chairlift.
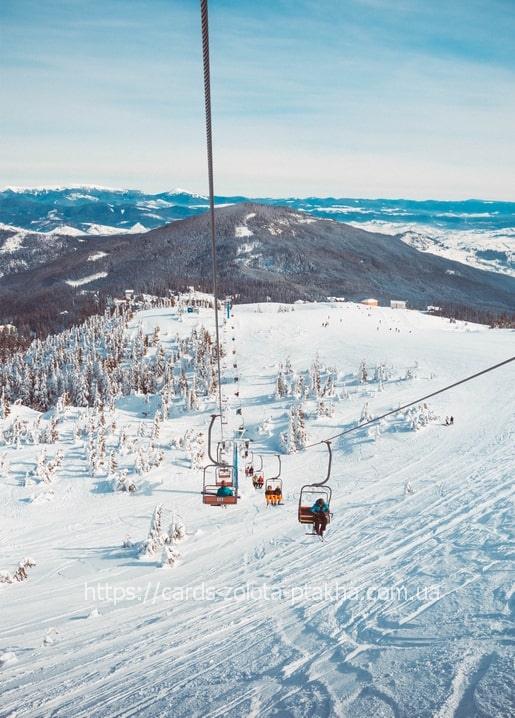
[264,455,283,505]
[265,479,283,506]
[216,440,228,465]
[252,474,264,489]
[202,464,238,506]
[251,454,264,488]
[215,464,234,485]
[298,441,332,526]
[202,414,239,506]
[240,440,252,459]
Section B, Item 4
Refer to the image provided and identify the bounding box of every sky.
[1,0,515,200]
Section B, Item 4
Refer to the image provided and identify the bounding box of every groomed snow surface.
[1,300,514,718]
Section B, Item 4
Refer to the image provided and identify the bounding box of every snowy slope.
[350,220,515,278]
[1,300,514,718]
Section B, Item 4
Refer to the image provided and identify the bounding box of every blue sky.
[1,0,514,200]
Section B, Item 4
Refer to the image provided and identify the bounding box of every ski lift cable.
[201,0,224,437]
[304,355,515,450]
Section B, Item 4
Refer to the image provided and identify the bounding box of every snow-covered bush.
[0,557,36,583]
[113,469,137,493]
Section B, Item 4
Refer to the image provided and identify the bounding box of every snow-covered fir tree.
[139,504,168,558]
[281,403,308,453]
[359,359,368,384]
[1,388,11,419]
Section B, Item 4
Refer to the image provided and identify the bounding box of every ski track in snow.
[1,301,514,718]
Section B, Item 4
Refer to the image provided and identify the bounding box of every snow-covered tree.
[139,504,168,557]
[310,354,322,397]
[360,402,372,423]
[275,371,286,399]
[113,469,136,493]
[281,403,307,453]
[359,359,368,384]
[108,451,118,475]
[1,388,11,419]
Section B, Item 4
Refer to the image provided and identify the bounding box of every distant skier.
[311,498,330,537]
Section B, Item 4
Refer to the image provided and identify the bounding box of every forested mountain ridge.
[1,202,513,337]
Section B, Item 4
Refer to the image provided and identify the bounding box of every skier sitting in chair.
[311,498,329,537]
[217,480,234,497]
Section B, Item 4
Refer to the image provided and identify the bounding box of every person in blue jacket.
[311,497,329,536]
[217,480,234,497]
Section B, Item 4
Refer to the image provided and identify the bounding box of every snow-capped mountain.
[0,186,212,234]
[1,202,514,339]
[1,187,514,277]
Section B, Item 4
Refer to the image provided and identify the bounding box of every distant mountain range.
[1,185,515,233]
[1,197,513,337]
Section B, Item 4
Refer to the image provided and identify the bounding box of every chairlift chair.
[297,441,332,526]
[251,454,265,488]
[264,455,283,504]
[202,464,238,506]
[253,473,265,489]
[265,478,283,506]
[202,487,238,506]
[298,485,332,524]
[215,464,234,485]
[216,440,229,464]
[202,415,238,505]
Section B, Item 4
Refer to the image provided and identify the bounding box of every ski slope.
[1,300,514,718]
